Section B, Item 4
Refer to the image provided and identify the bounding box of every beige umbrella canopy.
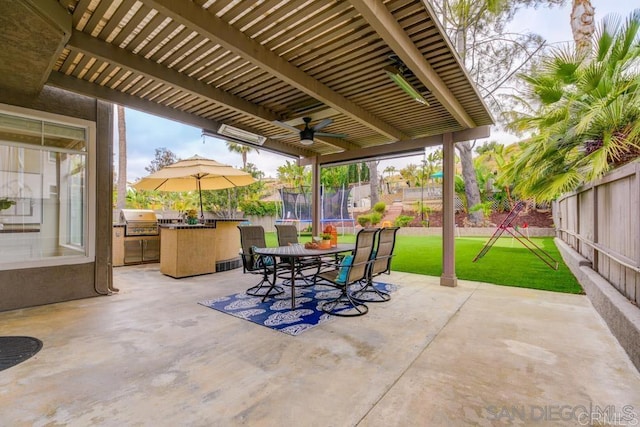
[132,155,255,218]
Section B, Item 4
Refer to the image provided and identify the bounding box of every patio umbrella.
[132,155,255,219]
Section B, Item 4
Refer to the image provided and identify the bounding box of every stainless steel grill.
[119,209,159,236]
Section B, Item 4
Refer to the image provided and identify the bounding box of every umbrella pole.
[197,178,204,222]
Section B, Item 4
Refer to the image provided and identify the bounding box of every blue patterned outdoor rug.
[198,282,397,336]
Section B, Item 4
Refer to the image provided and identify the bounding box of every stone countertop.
[159,224,217,230]
[158,218,247,227]
[113,218,246,228]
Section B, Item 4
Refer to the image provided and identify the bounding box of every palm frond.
[594,13,621,62]
[505,10,640,202]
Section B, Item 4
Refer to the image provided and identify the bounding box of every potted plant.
[320,233,332,249]
[0,198,15,211]
[185,209,199,225]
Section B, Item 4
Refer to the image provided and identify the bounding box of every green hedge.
[238,200,278,217]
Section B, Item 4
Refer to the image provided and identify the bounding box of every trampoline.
[277,186,355,234]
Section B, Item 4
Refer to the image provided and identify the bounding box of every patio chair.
[275,223,299,246]
[238,225,284,300]
[274,223,320,287]
[353,226,399,303]
[316,228,378,317]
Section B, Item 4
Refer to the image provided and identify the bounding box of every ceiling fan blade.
[272,120,302,133]
[312,118,333,131]
[270,133,298,139]
[315,132,347,138]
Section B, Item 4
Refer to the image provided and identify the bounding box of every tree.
[475,140,502,156]
[347,162,369,183]
[145,147,178,174]
[455,142,483,216]
[383,165,398,193]
[226,141,258,169]
[475,142,521,208]
[503,10,640,201]
[383,165,396,179]
[321,165,349,188]
[246,163,268,197]
[399,164,419,187]
[431,0,563,223]
[277,160,309,188]
[116,105,127,211]
[571,0,595,56]
[368,160,379,206]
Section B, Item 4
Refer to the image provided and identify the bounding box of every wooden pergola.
[0,0,493,287]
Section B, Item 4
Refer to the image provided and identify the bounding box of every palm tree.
[225,141,257,169]
[383,166,396,180]
[399,164,419,187]
[571,0,595,56]
[277,160,309,188]
[424,150,443,183]
[503,10,640,201]
[383,165,397,194]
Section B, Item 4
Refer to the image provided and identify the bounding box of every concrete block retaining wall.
[556,238,640,372]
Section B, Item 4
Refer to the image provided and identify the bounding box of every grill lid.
[120,209,158,223]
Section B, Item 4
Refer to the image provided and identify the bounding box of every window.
[0,105,95,269]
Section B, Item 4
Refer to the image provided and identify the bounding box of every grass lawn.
[265,232,582,294]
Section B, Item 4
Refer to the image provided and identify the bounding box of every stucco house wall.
[0,86,113,311]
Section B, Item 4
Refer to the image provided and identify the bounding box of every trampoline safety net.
[279,186,353,224]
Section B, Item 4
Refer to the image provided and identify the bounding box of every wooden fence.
[554,160,639,305]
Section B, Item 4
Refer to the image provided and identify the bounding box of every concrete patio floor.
[1,265,639,426]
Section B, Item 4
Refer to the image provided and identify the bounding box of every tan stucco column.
[441,133,457,287]
[310,156,321,236]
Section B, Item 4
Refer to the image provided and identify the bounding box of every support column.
[310,156,321,236]
[441,133,457,287]
[96,100,114,294]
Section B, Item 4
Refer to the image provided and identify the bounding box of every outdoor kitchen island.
[159,219,244,278]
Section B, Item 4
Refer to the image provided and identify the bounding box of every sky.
[118,0,634,182]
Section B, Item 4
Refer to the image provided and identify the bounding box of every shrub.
[470,201,492,218]
[412,201,432,216]
[394,215,414,227]
[357,214,371,227]
[238,200,278,217]
[370,212,382,225]
[373,202,386,214]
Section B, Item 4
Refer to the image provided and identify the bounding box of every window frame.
[0,103,96,271]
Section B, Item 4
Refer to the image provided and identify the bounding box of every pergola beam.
[315,136,359,152]
[67,31,280,123]
[47,72,311,158]
[350,0,477,128]
[306,126,490,166]
[144,0,409,142]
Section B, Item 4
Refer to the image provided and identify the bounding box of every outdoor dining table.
[253,243,355,308]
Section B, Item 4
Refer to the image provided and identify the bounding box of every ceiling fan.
[271,117,347,146]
